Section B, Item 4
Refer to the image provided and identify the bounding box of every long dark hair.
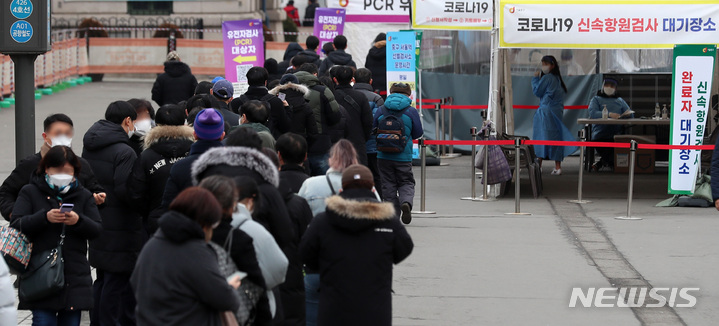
[541,55,568,93]
[37,146,82,176]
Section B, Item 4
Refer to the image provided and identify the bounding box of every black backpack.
[375,106,409,153]
[238,93,275,114]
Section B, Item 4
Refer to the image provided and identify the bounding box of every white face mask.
[134,119,153,137]
[603,87,616,96]
[541,65,551,74]
[48,173,74,189]
[48,135,72,148]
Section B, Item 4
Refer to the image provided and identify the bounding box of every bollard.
[474,125,496,202]
[569,129,592,204]
[461,127,482,200]
[615,140,642,220]
[412,138,436,214]
[506,138,532,215]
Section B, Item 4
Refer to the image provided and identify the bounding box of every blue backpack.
[375,106,409,153]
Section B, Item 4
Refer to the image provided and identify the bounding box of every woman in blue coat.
[531,55,576,175]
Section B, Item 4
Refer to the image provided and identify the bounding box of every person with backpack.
[294,63,342,175]
[318,35,356,77]
[239,67,293,138]
[331,66,373,166]
[354,68,384,196]
[373,83,423,225]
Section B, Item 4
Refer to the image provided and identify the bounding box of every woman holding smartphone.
[11,146,102,326]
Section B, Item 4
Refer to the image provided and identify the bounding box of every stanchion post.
[475,125,496,202]
[461,127,481,200]
[434,103,441,155]
[615,140,641,220]
[506,138,532,215]
[412,138,436,214]
[569,129,592,204]
[440,99,446,157]
[441,97,461,159]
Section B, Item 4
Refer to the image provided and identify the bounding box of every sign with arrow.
[222,19,264,93]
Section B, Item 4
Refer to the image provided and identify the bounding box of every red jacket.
[284,5,301,26]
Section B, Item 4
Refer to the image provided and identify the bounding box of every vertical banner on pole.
[221,19,264,96]
[386,31,417,106]
[668,44,716,195]
[313,8,345,56]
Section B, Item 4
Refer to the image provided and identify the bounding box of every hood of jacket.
[29,171,86,199]
[326,50,354,66]
[164,61,192,77]
[270,83,310,112]
[384,93,412,111]
[269,82,310,97]
[283,43,304,61]
[301,49,320,61]
[294,71,320,87]
[143,125,195,153]
[367,43,386,60]
[191,146,279,187]
[325,189,396,233]
[241,122,271,134]
[353,83,374,93]
[83,120,131,152]
[157,211,206,243]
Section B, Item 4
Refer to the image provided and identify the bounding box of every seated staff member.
[587,78,634,171]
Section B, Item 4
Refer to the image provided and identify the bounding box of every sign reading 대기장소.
[668,44,716,195]
[500,0,719,48]
[222,19,264,95]
[386,31,417,106]
[313,8,345,56]
[412,0,493,30]
[327,0,409,23]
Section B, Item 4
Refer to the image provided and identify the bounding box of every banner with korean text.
[668,44,716,195]
[412,0,493,30]
[386,31,417,105]
[313,8,346,56]
[327,0,409,23]
[222,19,264,95]
[499,0,719,49]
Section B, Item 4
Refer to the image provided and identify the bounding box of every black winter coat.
[242,86,292,138]
[333,84,374,165]
[328,104,349,145]
[279,164,308,195]
[303,4,319,27]
[277,43,304,74]
[365,42,387,94]
[82,120,142,273]
[151,61,198,106]
[299,49,321,67]
[152,139,225,232]
[269,82,318,146]
[318,49,356,77]
[0,148,104,221]
[131,211,240,326]
[299,189,413,326]
[11,174,102,311]
[279,185,313,326]
[129,125,194,232]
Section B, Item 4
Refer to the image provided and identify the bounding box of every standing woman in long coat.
[531,55,576,175]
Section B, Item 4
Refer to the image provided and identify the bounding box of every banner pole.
[506,138,531,215]
[569,129,591,204]
[475,125,496,202]
[616,140,641,220]
[412,138,436,214]
[461,127,481,200]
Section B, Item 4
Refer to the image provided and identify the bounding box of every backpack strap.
[335,89,361,115]
[326,174,337,195]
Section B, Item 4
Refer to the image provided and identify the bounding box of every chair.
[497,132,543,199]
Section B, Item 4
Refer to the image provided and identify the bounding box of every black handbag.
[19,225,65,302]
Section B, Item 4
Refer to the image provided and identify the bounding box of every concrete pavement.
[0,81,716,325]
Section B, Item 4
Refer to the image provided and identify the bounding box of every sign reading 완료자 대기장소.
[313,8,345,56]
[500,0,719,48]
[412,0,493,30]
[222,19,264,96]
[668,44,716,195]
[327,0,409,23]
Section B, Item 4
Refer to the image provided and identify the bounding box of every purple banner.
[222,19,264,84]
[313,8,346,55]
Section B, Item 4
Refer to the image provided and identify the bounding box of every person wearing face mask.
[588,79,633,171]
[131,187,241,326]
[11,146,102,326]
[82,100,142,326]
[0,114,105,221]
[532,55,577,176]
[561,49,584,76]
[127,98,157,156]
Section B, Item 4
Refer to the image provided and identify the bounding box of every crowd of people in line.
[0,33,419,326]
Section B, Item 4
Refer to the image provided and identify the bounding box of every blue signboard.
[10,0,32,20]
[10,20,33,43]
[386,31,418,105]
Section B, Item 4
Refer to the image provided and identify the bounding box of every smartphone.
[227,271,247,282]
[278,92,286,101]
[59,203,74,213]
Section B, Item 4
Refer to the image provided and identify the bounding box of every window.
[127,1,173,16]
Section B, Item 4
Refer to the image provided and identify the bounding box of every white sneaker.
[551,169,562,175]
